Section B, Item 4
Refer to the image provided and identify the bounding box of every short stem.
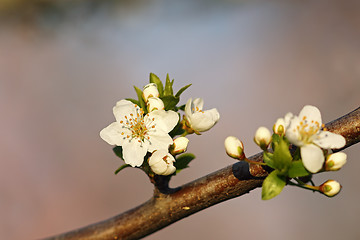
[244,157,267,166]
[289,179,320,192]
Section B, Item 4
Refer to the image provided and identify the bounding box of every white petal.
[113,100,138,122]
[284,112,294,128]
[189,112,216,132]
[301,144,325,173]
[313,131,346,149]
[100,122,128,146]
[148,110,179,133]
[285,116,304,146]
[299,105,322,127]
[192,98,204,110]
[185,98,193,118]
[147,130,174,152]
[122,141,148,167]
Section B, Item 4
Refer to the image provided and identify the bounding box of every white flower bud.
[319,180,341,197]
[143,83,160,102]
[254,126,272,150]
[325,152,347,171]
[224,136,244,159]
[170,137,189,155]
[147,97,165,112]
[148,150,176,175]
[273,118,286,135]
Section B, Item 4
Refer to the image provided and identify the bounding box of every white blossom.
[148,150,176,175]
[100,100,179,167]
[325,152,347,171]
[147,97,165,112]
[142,83,159,102]
[286,105,346,173]
[171,137,189,155]
[273,118,286,135]
[254,127,272,150]
[224,136,244,159]
[184,98,220,133]
[320,180,341,197]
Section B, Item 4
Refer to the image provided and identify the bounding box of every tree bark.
[45,107,360,240]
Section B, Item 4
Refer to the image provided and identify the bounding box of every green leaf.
[113,146,124,160]
[262,170,286,200]
[163,74,174,96]
[133,85,146,112]
[175,84,192,98]
[174,153,196,173]
[272,138,292,172]
[271,133,281,150]
[125,98,140,106]
[161,95,180,111]
[169,121,185,138]
[263,152,276,169]
[288,160,310,178]
[114,164,131,174]
[149,73,164,97]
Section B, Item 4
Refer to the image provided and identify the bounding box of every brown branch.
[44,107,360,240]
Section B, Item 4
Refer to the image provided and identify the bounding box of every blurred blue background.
[0,0,359,239]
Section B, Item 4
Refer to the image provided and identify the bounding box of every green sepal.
[174,153,195,174]
[271,133,281,150]
[149,73,164,97]
[169,121,185,138]
[263,152,276,169]
[161,95,180,111]
[133,85,147,113]
[178,104,186,111]
[113,146,124,160]
[125,98,140,106]
[261,170,286,200]
[288,160,310,178]
[163,74,174,96]
[114,164,131,174]
[175,84,192,98]
[272,138,292,172]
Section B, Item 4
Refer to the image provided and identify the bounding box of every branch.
[45,107,360,240]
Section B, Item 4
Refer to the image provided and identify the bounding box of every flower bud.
[254,126,272,150]
[224,136,244,160]
[170,137,189,155]
[273,118,286,135]
[147,97,165,112]
[142,83,159,102]
[319,180,341,197]
[325,152,347,171]
[148,150,176,175]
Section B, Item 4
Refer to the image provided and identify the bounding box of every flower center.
[192,106,204,113]
[120,107,155,143]
[296,116,321,143]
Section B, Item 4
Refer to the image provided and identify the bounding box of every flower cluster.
[225,105,347,200]
[100,73,219,177]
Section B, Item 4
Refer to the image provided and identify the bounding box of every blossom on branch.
[285,105,346,173]
[100,100,179,167]
[184,98,220,134]
[148,149,176,175]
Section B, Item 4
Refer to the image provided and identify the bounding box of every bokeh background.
[1,0,360,239]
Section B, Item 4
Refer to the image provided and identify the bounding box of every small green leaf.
[263,152,276,169]
[271,133,281,150]
[161,95,180,111]
[125,98,140,106]
[149,73,164,97]
[113,146,124,160]
[288,160,310,178]
[262,170,286,200]
[133,85,146,112]
[163,74,174,96]
[114,164,131,174]
[175,84,192,98]
[169,121,185,138]
[174,153,195,173]
[273,138,292,172]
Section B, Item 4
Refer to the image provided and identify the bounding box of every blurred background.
[1,0,360,239]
